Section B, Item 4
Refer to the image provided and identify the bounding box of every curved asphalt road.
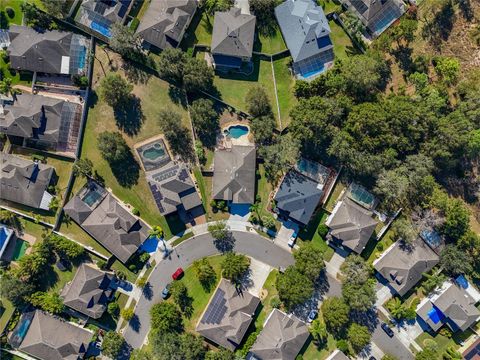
[123,231,295,349]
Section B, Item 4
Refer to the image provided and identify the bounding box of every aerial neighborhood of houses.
[0,0,479,360]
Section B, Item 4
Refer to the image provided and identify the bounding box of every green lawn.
[363,228,394,264]
[111,259,139,283]
[1,0,23,26]
[272,56,297,128]
[414,329,472,355]
[20,218,50,241]
[194,172,229,222]
[254,27,287,55]
[80,50,191,239]
[4,147,73,224]
[176,255,225,332]
[254,270,278,328]
[298,209,334,261]
[318,0,341,13]
[171,231,194,246]
[329,20,361,61]
[181,10,213,50]
[0,298,15,334]
[301,334,337,360]
[324,180,346,212]
[256,164,275,219]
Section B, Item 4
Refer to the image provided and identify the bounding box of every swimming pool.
[11,239,28,261]
[143,143,166,161]
[82,189,103,207]
[225,125,249,139]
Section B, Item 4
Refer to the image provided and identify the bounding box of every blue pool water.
[82,190,102,207]
[16,319,31,340]
[78,46,86,70]
[226,125,249,139]
[0,227,10,249]
[91,21,112,38]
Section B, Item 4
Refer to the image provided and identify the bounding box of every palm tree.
[149,225,164,239]
[386,297,405,320]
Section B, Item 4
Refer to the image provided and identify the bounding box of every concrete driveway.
[372,322,414,360]
[122,231,295,349]
[242,258,272,297]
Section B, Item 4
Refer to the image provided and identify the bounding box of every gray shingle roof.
[213,145,256,204]
[15,310,92,360]
[196,279,260,351]
[0,153,54,209]
[80,0,128,23]
[211,7,256,58]
[61,264,114,319]
[8,25,88,75]
[325,350,350,360]
[0,94,79,147]
[274,170,323,226]
[275,0,331,62]
[373,238,439,296]
[64,181,149,263]
[326,197,378,253]
[147,162,202,215]
[136,0,197,50]
[249,309,309,360]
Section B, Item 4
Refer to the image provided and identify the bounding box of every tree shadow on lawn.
[114,95,144,137]
[168,85,188,108]
[350,308,379,333]
[109,151,140,188]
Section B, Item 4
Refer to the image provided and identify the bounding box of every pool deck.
[133,134,173,172]
[220,122,254,147]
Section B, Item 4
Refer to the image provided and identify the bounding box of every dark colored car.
[381,323,394,337]
[369,357,377,360]
[307,310,318,323]
[161,284,170,299]
[172,267,184,280]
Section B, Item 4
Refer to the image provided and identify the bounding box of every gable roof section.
[326,197,378,253]
[274,170,323,226]
[15,310,92,360]
[275,0,332,63]
[213,145,256,204]
[249,309,309,360]
[8,25,88,75]
[0,153,53,209]
[61,264,114,319]
[211,7,256,58]
[64,181,149,263]
[196,278,260,350]
[373,238,440,296]
[81,0,129,23]
[147,162,202,215]
[136,0,197,49]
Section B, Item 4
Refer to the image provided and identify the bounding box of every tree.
[150,330,182,360]
[41,0,68,18]
[245,86,272,118]
[250,114,276,145]
[434,56,460,85]
[205,349,236,360]
[183,57,214,93]
[73,158,93,178]
[157,108,194,162]
[130,349,154,360]
[0,274,35,306]
[52,234,84,260]
[108,302,120,317]
[102,331,125,359]
[440,245,472,276]
[415,348,438,360]
[321,297,350,333]
[443,346,462,360]
[342,279,377,312]
[190,98,219,146]
[309,319,328,344]
[121,308,134,321]
[341,255,372,285]
[443,199,470,241]
[110,23,140,58]
[208,221,230,242]
[193,258,217,291]
[293,243,325,281]
[249,0,277,36]
[136,276,148,288]
[157,48,187,82]
[347,323,371,353]
[201,0,233,15]
[382,355,398,360]
[149,225,164,239]
[29,292,64,314]
[391,217,417,246]
[48,196,60,212]
[422,272,447,294]
[276,266,314,310]
[170,281,192,313]
[260,134,300,182]
[97,131,129,163]
[261,214,276,230]
[179,333,206,360]
[221,252,250,283]
[99,73,133,108]
[150,302,183,333]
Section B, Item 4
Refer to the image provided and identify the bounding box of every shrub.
[132,208,140,216]
[121,308,134,321]
[439,326,453,338]
[270,297,281,309]
[97,259,107,270]
[31,154,46,163]
[72,75,88,88]
[107,302,120,317]
[336,339,349,353]
[128,264,137,272]
[0,50,9,63]
[139,252,150,264]
[116,270,127,280]
[317,224,328,238]
[5,7,14,19]
[130,17,140,31]
[376,242,384,251]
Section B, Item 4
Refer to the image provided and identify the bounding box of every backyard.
[0,0,23,27]
[297,209,334,261]
[329,20,362,61]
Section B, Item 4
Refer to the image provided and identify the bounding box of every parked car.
[288,231,298,248]
[161,284,170,299]
[381,322,394,337]
[307,309,318,323]
[172,267,184,280]
[369,357,377,360]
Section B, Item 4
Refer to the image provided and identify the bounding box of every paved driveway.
[373,323,414,360]
[123,231,295,349]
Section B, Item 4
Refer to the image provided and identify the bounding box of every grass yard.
[318,0,341,13]
[20,218,50,240]
[195,173,229,222]
[58,219,111,258]
[254,269,278,328]
[256,164,274,219]
[329,20,361,61]
[363,228,395,264]
[301,334,337,360]
[297,209,334,261]
[324,180,346,212]
[0,298,15,334]
[415,330,472,355]
[1,0,23,26]
[111,259,139,283]
[272,56,296,128]
[82,49,192,238]
[254,27,287,55]
[181,10,213,50]
[171,231,194,246]
[176,255,225,332]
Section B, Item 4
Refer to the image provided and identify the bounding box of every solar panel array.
[178,168,189,182]
[350,0,368,14]
[149,182,165,213]
[152,164,179,183]
[201,288,228,325]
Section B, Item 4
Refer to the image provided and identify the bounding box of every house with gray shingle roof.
[61,263,114,319]
[248,309,309,360]
[417,280,480,333]
[64,180,149,263]
[136,0,197,50]
[339,0,405,38]
[77,0,131,39]
[8,25,90,76]
[10,310,92,360]
[325,197,378,253]
[213,145,256,205]
[373,237,440,297]
[211,7,256,71]
[0,93,82,151]
[325,350,350,360]
[196,278,260,351]
[0,153,54,210]
[275,0,334,80]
